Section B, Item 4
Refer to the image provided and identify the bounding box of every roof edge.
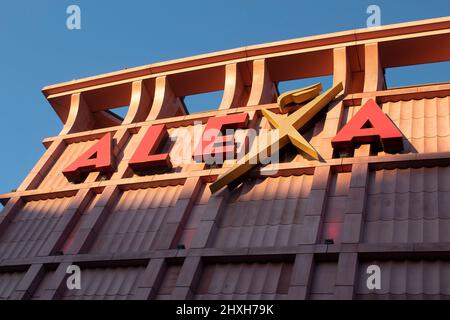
[42,16,450,97]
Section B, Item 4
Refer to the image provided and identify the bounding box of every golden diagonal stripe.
[209,82,343,194]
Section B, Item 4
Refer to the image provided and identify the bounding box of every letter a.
[66,265,81,290]
[366,5,381,28]
[63,132,113,181]
[366,265,381,290]
[66,5,81,30]
[332,99,403,152]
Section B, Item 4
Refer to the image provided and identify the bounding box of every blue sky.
[0,0,449,195]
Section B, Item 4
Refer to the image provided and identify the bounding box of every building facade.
[1,17,450,300]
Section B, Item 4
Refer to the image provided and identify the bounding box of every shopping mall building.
[1,17,450,300]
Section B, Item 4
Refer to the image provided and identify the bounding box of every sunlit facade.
[1,17,450,300]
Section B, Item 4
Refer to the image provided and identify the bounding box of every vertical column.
[334,150,369,299]
[147,76,185,120]
[134,258,167,300]
[362,43,384,158]
[287,254,314,299]
[171,256,202,299]
[154,177,203,250]
[60,93,95,135]
[363,43,385,97]
[316,47,351,159]
[37,188,94,256]
[219,63,246,110]
[189,188,230,249]
[299,166,331,244]
[334,252,358,299]
[333,47,352,93]
[65,185,120,254]
[40,262,73,300]
[341,150,370,244]
[122,80,152,125]
[10,264,45,300]
[247,59,277,106]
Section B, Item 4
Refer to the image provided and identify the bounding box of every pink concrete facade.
[0,17,450,299]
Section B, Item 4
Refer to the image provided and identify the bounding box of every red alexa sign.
[62,99,403,181]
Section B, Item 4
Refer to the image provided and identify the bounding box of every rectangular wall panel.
[178,183,211,249]
[32,266,145,300]
[212,175,313,248]
[309,261,338,300]
[0,271,25,299]
[155,264,182,300]
[320,172,351,243]
[89,186,182,254]
[31,270,54,300]
[364,167,450,243]
[0,197,73,260]
[382,97,450,154]
[357,260,450,299]
[62,193,102,254]
[194,261,293,300]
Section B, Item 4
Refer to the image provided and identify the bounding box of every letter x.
[210,82,343,194]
